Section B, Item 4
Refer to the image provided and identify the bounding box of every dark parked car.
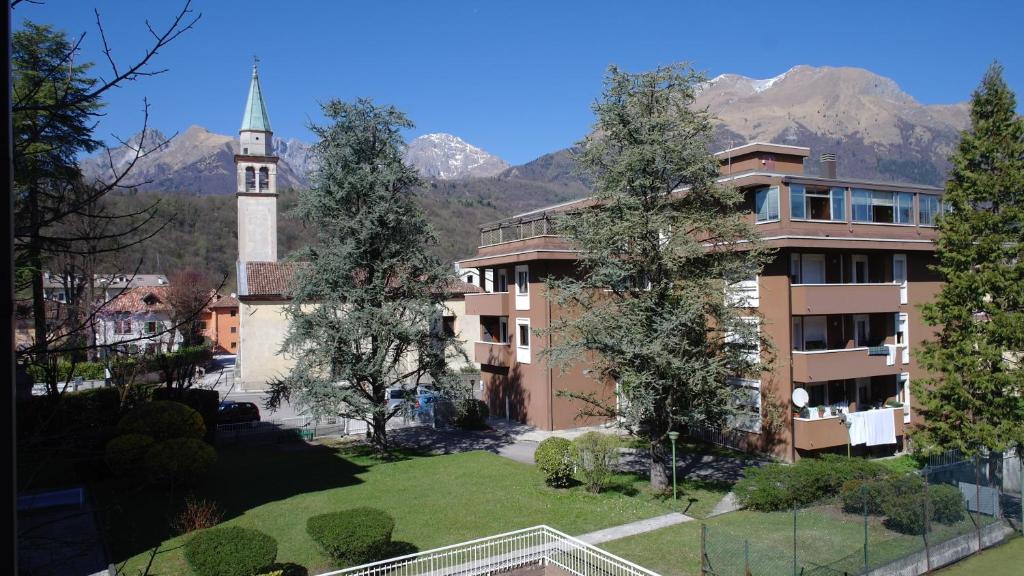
[217,401,261,424]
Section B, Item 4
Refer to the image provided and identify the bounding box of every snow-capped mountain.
[404,133,509,180]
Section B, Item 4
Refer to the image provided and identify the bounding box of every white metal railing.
[316,525,661,576]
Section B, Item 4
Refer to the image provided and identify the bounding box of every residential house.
[202,294,240,354]
[458,142,945,461]
[96,286,182,357]
[42,272,169,304]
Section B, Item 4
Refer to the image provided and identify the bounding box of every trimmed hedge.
[152,387,219,440]
[735,455,891,511]
[307,508,395,567]
[104,433,155,477]
[535,437,578,488]
[454,399,489,430]
[118,400,206,441]
[184,526,278,576]
[144,438,216,486]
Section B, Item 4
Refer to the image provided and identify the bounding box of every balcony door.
[790,253,826,284]
[893,254,907,304]
[851,255,869,284]
[496,269,508,293]
[853,314,870,347]
[499,317,508,344]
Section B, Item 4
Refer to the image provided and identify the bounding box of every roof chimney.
[820,153,837,179]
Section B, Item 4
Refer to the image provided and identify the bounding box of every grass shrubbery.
[184,526,277,576]
[453,399,489,430]
[735,455,891,511]
[118,400,206,440]
[307,507,395,567]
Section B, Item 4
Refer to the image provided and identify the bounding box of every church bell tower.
[236,61,278,263]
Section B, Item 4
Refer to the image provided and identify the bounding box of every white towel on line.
[847,411,868,446]
[866,409,897,446]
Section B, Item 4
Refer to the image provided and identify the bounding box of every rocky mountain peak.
[404,133,509,180]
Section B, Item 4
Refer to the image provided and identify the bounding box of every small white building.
[95,286,181,357]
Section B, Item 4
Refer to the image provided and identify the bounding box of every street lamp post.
[668,431,680,500]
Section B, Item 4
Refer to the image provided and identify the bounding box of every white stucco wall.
[238,299,293,391]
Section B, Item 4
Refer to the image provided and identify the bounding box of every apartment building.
[458,142,945,461]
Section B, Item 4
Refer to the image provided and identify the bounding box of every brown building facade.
[459,142,945,461]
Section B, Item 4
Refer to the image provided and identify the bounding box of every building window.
[245,166,256,191]
[726,276,759,307]
[728,378,761,433]
[919,194,942,226]
[755,186,779,222]
[259,167,269,190]
[442,316,456,337]
[144,321,159,335]
[727,316,761,364]
[230,326,237,334]
[230,309,237,317]
[467,274,474,285]
[496,269,508,292]
[515,317,531,364]
[199,321,207,331]
[230,342,237,349]
[515,265,530,311]
[791,185,846,221]
[853,190,914,224]
[113,314,132,335]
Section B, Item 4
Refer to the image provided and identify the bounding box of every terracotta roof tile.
[103,286,172,314]
[242,261,482,298]
[208,295,240,309]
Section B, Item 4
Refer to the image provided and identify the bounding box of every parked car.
[387,387,415,415]
[413,388,439,417]
[217,401,261,424]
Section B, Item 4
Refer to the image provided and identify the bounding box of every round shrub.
[535,437,578,488]
[144,438,216,486]
[185,526,278,576]
[307,507,395,566]
[454,399,490,429]
[883,492,929,535]
[118,400,205,441]
[104,433,155,477]
[255,563,308,576]
[929,484,966,524]
[840,478,894,515]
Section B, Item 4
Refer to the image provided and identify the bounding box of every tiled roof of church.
[239,261,483,299]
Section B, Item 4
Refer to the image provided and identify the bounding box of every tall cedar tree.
[913,64,1024,456]
[270,99,466,454]
[544,65,772,488]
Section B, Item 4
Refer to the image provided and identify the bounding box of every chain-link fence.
[701,450,1021,576]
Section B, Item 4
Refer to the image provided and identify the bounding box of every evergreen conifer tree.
[913,63,1024,456]
[544,65,772,488]
[270,99,466,453]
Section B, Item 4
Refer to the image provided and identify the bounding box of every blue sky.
[13,0,1024,165]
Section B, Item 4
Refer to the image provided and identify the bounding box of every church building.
[232,64,480,392]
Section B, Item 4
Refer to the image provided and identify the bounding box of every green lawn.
[102,442,728,575]
[937,536,1023,576]
[602,504,991,576]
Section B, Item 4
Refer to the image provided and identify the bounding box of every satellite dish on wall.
[792,387,809,408]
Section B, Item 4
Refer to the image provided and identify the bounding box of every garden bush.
[152,387,220,440]
[929,484,966,524]
[840,478,895,515]
[307,507,395,566]
[184,526,278,576]
[144,438,216,486]
[255,564,308,576]
[535,437,578,488]
[118,400,205,441]
[173,495,224,535]
[880,475,929,535]
[574,432,619,493]
[736,455,892,511]
[453,399,489,429]
[104,433,155,477]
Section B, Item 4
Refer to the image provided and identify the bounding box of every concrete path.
[707,491,742,517]
[576,512,694,545]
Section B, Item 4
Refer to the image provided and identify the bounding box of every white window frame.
[515,265,530,310]
[726,276,759,308]
[755,186,780,223]
[728,377,762,434]
[898,372,911,423]
[897,312,909,364]
[727,316,761,364]
[515,317,531,364]
[893,253,908,304]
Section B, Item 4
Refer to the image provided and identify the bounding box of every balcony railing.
[794,407,905,450]
[792,346,903,383]
[790,283,901,315]
[465,292,509,316]
[317,525,660,576]
[480,215,556,247]
[474,341,512,367]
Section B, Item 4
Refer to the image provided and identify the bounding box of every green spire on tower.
[240,60,272,132]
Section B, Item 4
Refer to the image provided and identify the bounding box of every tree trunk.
[371,410,389,455]
[650,441,670,490]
